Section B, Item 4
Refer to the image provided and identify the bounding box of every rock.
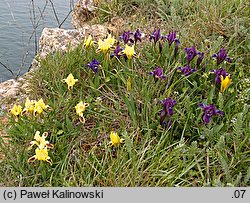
[38,25,107,59]
[0,78,26,102]
[108,17,127,36]
[38,27,85,58]
[72,0,97,28]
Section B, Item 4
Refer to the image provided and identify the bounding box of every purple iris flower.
[86,59,100,73]
[161,98,177,116]
[159,98,177,126]
[149,67,166,81]
[163,31,181,57]
[111,45,122,59]
[197,52,204,67]
[184,46,197,63]
[165,31,177,46]
[150,28,162,44]
[177,65,196,76]
[133,29,142,44]
[210,68,227,84]
[212,48,232,65]
[198,103,224,124]
[120,31,134,44]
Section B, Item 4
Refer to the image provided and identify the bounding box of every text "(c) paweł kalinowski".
[20,189,104,199]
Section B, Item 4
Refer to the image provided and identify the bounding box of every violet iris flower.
[198,103,224,124]
[150,28,162,44]
[120,31,134,44]
[149,67,166,81]
[177,65,196,76]
[197,52,204,67]
[184,46,197,63]
[159,98,177,127]
[133,29,142,44]
[210,68,227,84]
[212,48,232,65]
[164,31,181,57]
[111,45,122,59]
[86,59,100,73]
[165,31,177,46]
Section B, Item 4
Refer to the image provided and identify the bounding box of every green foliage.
[0,0,249,187]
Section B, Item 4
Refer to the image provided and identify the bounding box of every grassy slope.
[0,0,249,186]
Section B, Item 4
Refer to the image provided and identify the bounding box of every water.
[0,0,77,82]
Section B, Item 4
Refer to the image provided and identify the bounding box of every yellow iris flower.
[97,34,116,53]
[62,73,78,90]
[34,98,49,116]
[83,35,94,47]
[75,101,89,123]
[105,34,116,46]
[10,104,22,117]
[220,74,232,93]
[28,147,52,165]
[109,131,125,148]
[123,44,135,59]
[98,39,111,52]
[23,97,36,114]
[29,131,54,150]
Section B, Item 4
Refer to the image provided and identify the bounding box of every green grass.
[0,0,249,186]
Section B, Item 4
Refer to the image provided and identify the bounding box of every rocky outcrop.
[71,0,97,28]
[39,25,107,59]
[0,78,27,101]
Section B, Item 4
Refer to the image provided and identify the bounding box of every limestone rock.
[38,27,85,58]
[39,25,107,59]
[72,0,97,28]
[0,78,26,102]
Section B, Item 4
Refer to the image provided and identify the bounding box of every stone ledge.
[39,25,107,59]
[0,77,27,105]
